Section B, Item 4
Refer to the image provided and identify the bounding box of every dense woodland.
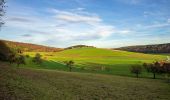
[0,40,62,52]
[116,43,170,53]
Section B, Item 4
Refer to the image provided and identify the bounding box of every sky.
[0,0,170,48]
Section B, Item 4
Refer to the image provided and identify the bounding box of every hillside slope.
[54,47,165,60]
[0,62,170,100]
[116,43,170,53]
[0,40,62,52]
[25,48,166,76]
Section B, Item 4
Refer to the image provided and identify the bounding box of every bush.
[16,55,25,67]
[32,53,42,64]
[8,53,16,64]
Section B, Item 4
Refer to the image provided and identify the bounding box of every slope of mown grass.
[24,48,167,77]
[0,62,170,100]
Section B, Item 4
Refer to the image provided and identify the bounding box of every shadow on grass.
[10,56,166,80]
[77,62,166,79]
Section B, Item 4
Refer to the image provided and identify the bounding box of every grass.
[23,48,167,77]
[1,62,170,100]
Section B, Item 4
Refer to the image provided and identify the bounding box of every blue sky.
[0,0,170,48]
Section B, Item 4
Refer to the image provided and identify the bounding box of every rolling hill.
[1,40,170,99]
[25,47,167,76]
[116,43,170,53]
[0,39,168,76]
[0,40,62,52]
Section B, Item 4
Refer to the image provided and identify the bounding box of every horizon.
[1,39,170,49]
[0,0,170,48]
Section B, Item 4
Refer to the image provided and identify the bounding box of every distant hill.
[0,40,63,52]
[116,43,170,53]
[65,45,95,50]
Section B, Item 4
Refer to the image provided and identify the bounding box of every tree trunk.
[17,63,20,67]
[136,74,139,78]
[153,73,156,79]
[69,66,72,72]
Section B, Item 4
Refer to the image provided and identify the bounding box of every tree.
[32,53,42,64]
[130,65,142,78]
[16,55,25,67]
[0,40,14,61]
[0,0,5,28]
[64,60,74,72]
[162,63,170,82]
[143,62,164,79]
[25,54,30,58]
[8,53,16,64]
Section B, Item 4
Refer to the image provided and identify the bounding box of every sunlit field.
[23,48,167,77]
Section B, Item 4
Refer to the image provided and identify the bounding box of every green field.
[1,62,170,100]
[23,48,167,77]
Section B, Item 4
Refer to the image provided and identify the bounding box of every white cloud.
[51,9,102,24]
[117,0,143,5]
[48,8,117,38]
[3,6,134,47]
[145,23,170,29]
[118,30,131,34]
[168,19,170,23]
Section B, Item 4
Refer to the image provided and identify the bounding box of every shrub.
[16,55,25,67]
[32,53,42,64]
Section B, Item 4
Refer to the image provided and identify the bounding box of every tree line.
[65,45,95,50]
[1,40,62,52]
[117,43,170,53]
[130,61,170,80]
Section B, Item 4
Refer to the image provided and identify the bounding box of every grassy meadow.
[22,47,167,77]
[1,62,170,100]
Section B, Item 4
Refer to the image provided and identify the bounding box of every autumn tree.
[162,63,170,82]
[143,62,164,79]
[130,65,142,78]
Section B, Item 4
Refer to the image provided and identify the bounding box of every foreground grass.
[1,62,170,100]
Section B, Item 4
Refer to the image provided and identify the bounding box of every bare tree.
[0,0,5,28]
